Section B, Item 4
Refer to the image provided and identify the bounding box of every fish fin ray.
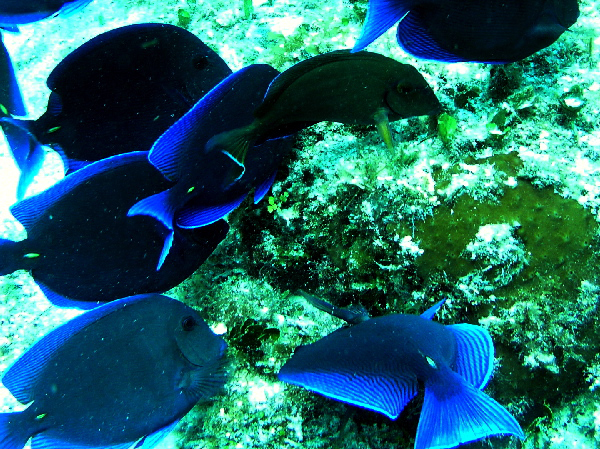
[176,194,247,228]
[36,281,103,311]
[417,370,524,449]
[134,420,179,449]
[420,299,445,320]
[55,0,95,18]
[447,323,494,390]
[352,0,410,52]
[10,152,148,233]
[278,367,417,419]
[396,11,468,62]
[32,432,137,449]
[0,411,33,449]
[2,295,152,404]
[156,231,174,271]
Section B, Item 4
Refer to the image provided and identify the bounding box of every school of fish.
[0,0,582,448]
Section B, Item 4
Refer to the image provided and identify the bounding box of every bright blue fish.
[0,0,93,30]
[128,64,294,265]
[279,292,525,449]
[0,293,227,449]
[352,0,579,63]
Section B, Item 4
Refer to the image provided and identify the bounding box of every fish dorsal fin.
[396,11,469,62]
[447,323,494,390]
[148,66,258,182]
[418,368,524,449]
[256,50,376,117]
[2,295,152,404]
[420,299,445,320]
[55,0,94,18]
[352,0,410,52]
[10,151,148,233]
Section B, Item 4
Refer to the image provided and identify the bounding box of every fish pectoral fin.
[206,125,253,167]
[373,108,394,151]
[417,370,525,449]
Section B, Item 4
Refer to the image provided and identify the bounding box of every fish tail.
[352,0,411,52]
[0,118,45,200]
[0,411,33,449]
[416,368,524,449]
[0,238,29,276]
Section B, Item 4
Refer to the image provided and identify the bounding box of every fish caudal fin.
[352,0,410,52]
[0,118,45,200]
[0,412,33,449]
[417,368,525,449]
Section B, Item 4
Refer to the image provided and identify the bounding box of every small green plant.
[177,8,192,28]
[267,192,289,213]
[438,112,458,144]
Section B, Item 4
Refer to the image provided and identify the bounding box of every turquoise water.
[1,1,600,448]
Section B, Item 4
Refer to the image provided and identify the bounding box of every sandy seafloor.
[1,1,600,448]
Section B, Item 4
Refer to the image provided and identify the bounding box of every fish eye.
[396,83,413,95]
[181,316,197,331]
[193,55,209,70]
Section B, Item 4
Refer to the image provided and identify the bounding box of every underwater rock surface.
[1,1,600,449]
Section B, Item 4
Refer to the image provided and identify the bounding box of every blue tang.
[352,0,580,63]
[0,0,93,31]
[128,64,294,265]
[278,292,525,449]
[0,23,232,199]
[0,293,227,449]
[0,151,228,308]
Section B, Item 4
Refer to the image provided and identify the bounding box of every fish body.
[0,151,228,308]
[128,64,294,263]
[0,33,24,116]
[353,0,580,63]
[0,0,93,28]
[0,293,227,449]
[0,23,232,199]
[205,50,440,163]
[279,298,525,449]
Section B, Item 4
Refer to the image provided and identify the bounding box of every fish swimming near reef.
[0,23,232,199]
[279,292,525,449]
[0,293,227,449]
[128,64,294,264]
[0,0,93,30]
[205,50,441,166]
[0,151,228,308]
[352,0,580,63]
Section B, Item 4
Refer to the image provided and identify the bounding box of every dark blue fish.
[0,151,228,308]
[353,0,580,63]
[0,293,227,449]
[279,294,525,449]
[128,64,294,264]
[0,23,232,199]
[0,0,92,31]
